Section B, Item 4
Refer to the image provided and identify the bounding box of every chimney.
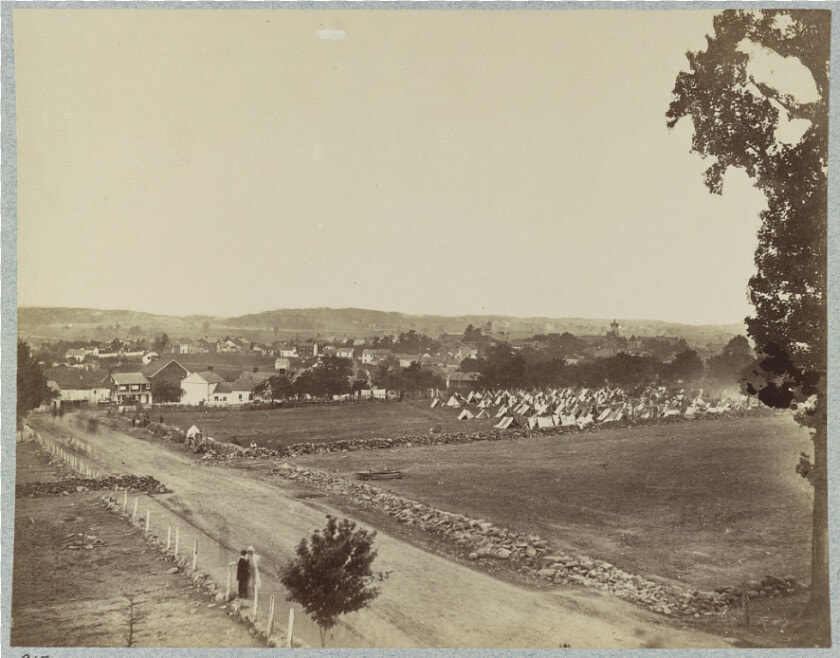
[207,366,214,372]
[253,367,259,373]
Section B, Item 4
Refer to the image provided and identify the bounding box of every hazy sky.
[13,8,773,324]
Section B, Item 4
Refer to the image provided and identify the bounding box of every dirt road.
[28,415,732,649]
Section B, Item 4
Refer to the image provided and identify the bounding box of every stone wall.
[124,408,770,463]
[278,465,805,619]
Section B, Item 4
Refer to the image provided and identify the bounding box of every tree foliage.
[293,355,352,398]
[667,9,829,632]
[394,329,440,354]
[668,349,705,383]
[17,340,52,426]
[667,9,828,378]
[150,379,182,403]
[477,343,527,389]
[374,360,442,392]
[257,373,294,400]
[280,515,380,647]
[153,332,170,353]
[706,335,756,384]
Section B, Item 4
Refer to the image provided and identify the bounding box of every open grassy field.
[158,400,496,447]
[293,413,814,592]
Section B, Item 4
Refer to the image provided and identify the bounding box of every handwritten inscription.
[368,570,394,583]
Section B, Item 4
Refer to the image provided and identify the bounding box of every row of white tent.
[433,385,761,430]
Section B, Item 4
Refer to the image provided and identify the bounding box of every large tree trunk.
[806,417,830,644]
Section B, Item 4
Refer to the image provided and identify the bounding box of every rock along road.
[28,416,731,649]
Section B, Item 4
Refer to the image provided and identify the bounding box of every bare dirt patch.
[11,440,261,648]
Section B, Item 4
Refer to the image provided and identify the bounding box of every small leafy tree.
[280,515,380,647]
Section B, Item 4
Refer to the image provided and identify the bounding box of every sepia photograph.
[3,3,835,652]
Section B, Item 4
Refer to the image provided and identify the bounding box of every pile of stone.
[17,474,170,497]
[63,531,105,550]
[278,465,805,618]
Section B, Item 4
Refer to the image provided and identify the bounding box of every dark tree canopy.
[293,354,352,398]
[280,516,379,647]
[669,349,705,383]
[17,340,52,426]
[667,9,829,635]
[706,335,756,384]
[667,9,828,380]
[150,378,182,404]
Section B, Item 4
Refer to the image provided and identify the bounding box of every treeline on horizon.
[257,334,756,400]
[27,327,757,402]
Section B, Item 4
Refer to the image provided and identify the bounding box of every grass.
[293,413,814,591]
[158,399,496,448]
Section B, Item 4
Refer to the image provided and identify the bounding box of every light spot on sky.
[317,29,345,41]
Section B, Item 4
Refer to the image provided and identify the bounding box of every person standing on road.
[237,549,250,598]
[247,546,261,597]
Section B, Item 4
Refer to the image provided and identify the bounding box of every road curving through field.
[28,415,732,649]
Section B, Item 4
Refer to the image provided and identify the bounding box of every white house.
[361,349,391,365]
[335,347,355,359]
[180,370,225,405]
[206,381,236,406]
[395,353,419,368]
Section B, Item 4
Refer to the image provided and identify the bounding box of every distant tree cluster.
[372,359,443,393]
[393,329,440,354]
[462,341,730,390]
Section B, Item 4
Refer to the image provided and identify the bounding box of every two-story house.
[103,372,152,405]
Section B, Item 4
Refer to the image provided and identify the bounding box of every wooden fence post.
[174,525,180,556]
[192,539,198,570]
[742,579,750,627]
[123,488,128,513]
[226,562,232,600]
[145,508,150,535]
[285,608,294,648]
[166,524,172,551]
[253,585,260,622]
[266,594,275,639]
[132,497,138,522]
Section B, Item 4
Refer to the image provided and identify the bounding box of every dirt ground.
[294,413,814,590]
[20,415,735,649]
[11,439,262,649]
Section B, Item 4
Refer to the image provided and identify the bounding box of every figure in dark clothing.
[237,549,250,598]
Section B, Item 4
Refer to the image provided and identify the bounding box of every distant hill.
[17,306,744,347]
[223,308,742,345]
[17,307,220,342]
